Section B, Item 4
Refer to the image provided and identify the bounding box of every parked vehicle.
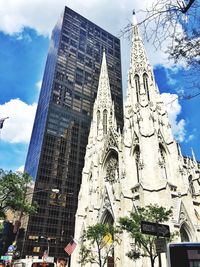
[12,257,56,267]
[167,242,200,267]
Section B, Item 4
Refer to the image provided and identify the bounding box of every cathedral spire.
[91,51,117,139]
[96,50,112,107]
[130,11,150,74]
[125,11,163,109]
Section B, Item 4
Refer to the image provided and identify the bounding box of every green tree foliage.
[78,223,121,267]
[119,204,176,267]
[0,169,37,219]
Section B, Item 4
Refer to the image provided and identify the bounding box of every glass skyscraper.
[23,6,123,259]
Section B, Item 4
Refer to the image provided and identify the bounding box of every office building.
[23,6,123,259]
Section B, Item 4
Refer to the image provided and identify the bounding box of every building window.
[97,110,100,132]
[143,73,150,101]
[134,75,140,102]
[159,144,167,179]
[134,145,140,183]
[188,175,195,195]
[105,152,119,184]
[33,247,40,252]
[103,109,108,134]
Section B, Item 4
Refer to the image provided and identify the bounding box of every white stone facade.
[71,14,200,267]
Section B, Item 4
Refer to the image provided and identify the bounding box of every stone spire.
[88,51,117,142]
[125,11,154,108]
[130,10,150,75]
[96,50,112,108]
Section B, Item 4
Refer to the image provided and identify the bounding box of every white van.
[12,257,56,267]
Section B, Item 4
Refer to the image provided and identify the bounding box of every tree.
[0,169,37,219]
[0,169,37,255]
[78,223,121,267]
[119,204,177,267]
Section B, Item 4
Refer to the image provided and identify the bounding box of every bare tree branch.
[120,0,200,100]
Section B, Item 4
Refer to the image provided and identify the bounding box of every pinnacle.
[132,9,137,26]
[96,51,112,105]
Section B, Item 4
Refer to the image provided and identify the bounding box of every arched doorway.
[101,210,114,267]
[180,224,190,242]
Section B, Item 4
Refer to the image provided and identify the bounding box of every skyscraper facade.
[23,6,123,258]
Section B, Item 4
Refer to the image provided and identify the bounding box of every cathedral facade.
[71,14,200,267]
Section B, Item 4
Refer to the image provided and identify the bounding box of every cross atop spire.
[132,9,137,26]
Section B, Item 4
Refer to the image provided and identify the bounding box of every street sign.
[141,221,170,237]
[0,256,12,260]
[155,238,167,253]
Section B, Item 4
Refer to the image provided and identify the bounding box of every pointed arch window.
[105,152,119,184]
[143,73,150,101]
[159,144,167,179]
[188,175,195,195]
[103,109,108,134]
[134,75,140,102]
[97,110,100,132]
[134,145,140,183]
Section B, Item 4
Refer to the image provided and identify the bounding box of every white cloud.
[161,93,186,142]
[0,0,175,97]
[0,0,187,143]
[0,0,170,67]
[16,165,24,172]
[0,99,37,143]
[36,80,42,90]
[0,0,65,36]
[188,134,194,142]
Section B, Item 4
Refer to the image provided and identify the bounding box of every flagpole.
[68,256,71,267]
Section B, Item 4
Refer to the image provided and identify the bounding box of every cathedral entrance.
[101,210,115,267]
[180,224,190,242]
[107,255,114,267]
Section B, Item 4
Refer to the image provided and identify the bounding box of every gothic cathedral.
[71,13,200,267]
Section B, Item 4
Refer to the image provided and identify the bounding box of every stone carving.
[179,166,184,175]
[138,160,144,170]
[105,156,119,184]
[179,211,187,224]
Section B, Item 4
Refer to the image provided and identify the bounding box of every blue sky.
[0,0,199,172]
